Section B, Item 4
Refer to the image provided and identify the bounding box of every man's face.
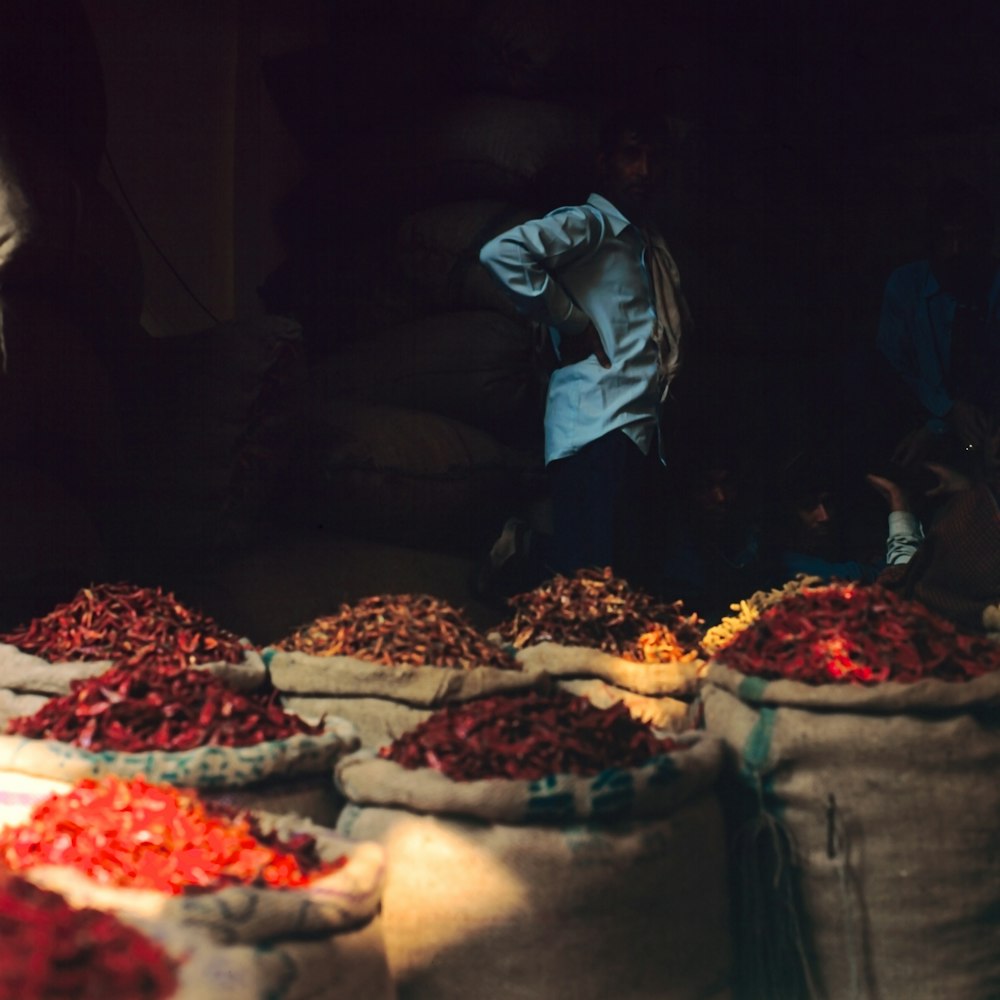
[792,493,835,554]
[599,129,660,216]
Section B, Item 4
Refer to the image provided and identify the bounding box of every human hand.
[558,321,611,368]
[924,462,972,496]
[865,473,910,512]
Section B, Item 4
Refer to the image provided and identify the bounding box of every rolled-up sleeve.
[479,206,603,335]
[886,510,924,565]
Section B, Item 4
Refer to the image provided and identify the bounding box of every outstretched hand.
[865,473,909,513]
[558,322,611,368]
[867,461,973,514]
[923,462,972,496]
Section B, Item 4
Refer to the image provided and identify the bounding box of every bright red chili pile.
[5,659,324,751]
[0,872,178,1000]
[0,775,347,894]
[712,582,1000,684]
[380,689,684,781]
[0,582,247,668]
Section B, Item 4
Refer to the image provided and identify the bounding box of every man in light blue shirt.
[478,112,691,587]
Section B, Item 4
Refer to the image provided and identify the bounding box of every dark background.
[1,0,997,637]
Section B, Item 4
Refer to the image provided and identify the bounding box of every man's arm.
[479,206,603,336]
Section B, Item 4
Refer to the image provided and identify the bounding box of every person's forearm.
[886,510,923,565]
[479,209,598,333]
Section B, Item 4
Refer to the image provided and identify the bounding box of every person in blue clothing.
[761,448,883,587]
[876,177,1000,472]
[476,110,692,594]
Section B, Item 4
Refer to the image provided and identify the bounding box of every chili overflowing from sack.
[0,872,178,1000]
[277,593,518,670]
[0,775,347,894]
[379,688,685,781]
[0,583,247,668]
[5,660,323,751]
[497,567,703,661]
[711,582,1000,684]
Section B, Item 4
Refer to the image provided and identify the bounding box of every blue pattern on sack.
[589,768,634,819]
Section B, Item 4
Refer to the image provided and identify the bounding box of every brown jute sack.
[514,641,705,697]
[701,662,1000,1000]
[335,734,732,1000]
[267,648,544,748]
[0,717,358,825]
[0,642,267,696]
[19,809,394,1000]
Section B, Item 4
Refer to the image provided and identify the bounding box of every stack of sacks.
[266,592,543,748]
[0,582,266,726]
[0,583,357,825]
[494,567,707,732]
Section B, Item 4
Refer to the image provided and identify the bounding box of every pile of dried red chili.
[380,689,684,781]
[0,775,347,894]
[0,582,247,669]
[6,659,323,751]
[0,872,178,999]
[278,593,518,671]
[712,582,1000,684]
[497,567,704,661]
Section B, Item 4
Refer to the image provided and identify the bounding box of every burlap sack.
[0,718,357,822]
[320,311,541,446]
[515,641,705,697]
[0,769,71,829]
[335,734,731,1000]
[278,695,432,749]
[701,661,1000,1000]
[557,678,694,732]
[267,648,544,749]
[291,401,542,552]
[0,641,267,696]
[0,689,47,729]
[17,810,394,1000]
[129,916,395,1000]
[393,201,535,318]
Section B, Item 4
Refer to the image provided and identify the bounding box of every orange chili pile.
[713,582,1000,684]
[0,775,347,894]
[6,659,324,751]
[380,689,683,781]
[0,872,178,999]
[498,567,704,660]
[278,592,518,670]
[0,582,247,668]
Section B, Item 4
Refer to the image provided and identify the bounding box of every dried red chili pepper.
[6,659,323,751]
[0,871,178,1000]
[497,567,704,661]
[379,689,685,782]
[0,582,248,669]
[0,775,347,895]
[713,582,1000,684]
[278,593,518,671]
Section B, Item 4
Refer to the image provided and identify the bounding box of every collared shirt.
[479,193,662,464]
[876,260,1000,420]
